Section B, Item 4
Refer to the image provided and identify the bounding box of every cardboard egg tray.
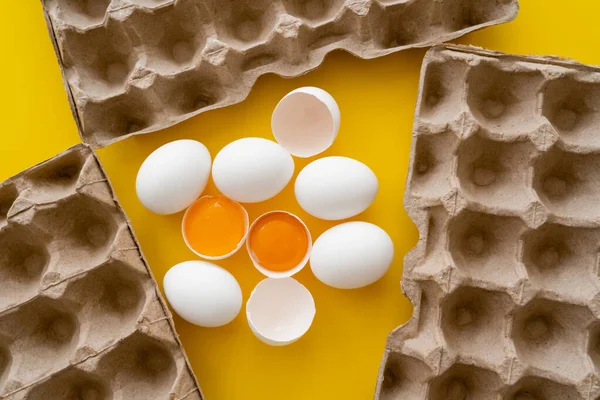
[0,145,202,399]
[41,0,519,147]
[375,44,600,399]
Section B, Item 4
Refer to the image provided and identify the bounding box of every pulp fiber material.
[41,0,518,147]
[0,145,202,399]
[375,45,600,399]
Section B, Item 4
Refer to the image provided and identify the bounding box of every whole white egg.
[136,140,211,215]
[310,222,394,289]
[295,156,378,220]
[212,138,294,203]
[163,261,242,327]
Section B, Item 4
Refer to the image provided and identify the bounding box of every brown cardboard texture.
[41,0,519,147]
[0,145,202,399]
[375,45,600,399]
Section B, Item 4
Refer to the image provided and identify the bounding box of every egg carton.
[375,44,600,399]
[41,0,519,147]
[0,145,202,399]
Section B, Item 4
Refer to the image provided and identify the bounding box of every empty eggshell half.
[246,278,316,346]
[272,87,340,158]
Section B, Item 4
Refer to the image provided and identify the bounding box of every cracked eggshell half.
[272,87,340,158]
[212,138,294,203]
[295,156,378,220]
[246,211,312,279]
[136,139,211,215]
[163,261,242,327]
[310,222,394,289]
[182,195,249,261]
[246,278,315,346]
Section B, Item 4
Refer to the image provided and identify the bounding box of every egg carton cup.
[0,145,202,399]
[41,0,518,147]
[375,44,600,399]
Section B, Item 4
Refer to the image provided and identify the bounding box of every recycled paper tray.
[41,0,518,147]
[375,44,600,400]
[0,144,202,400]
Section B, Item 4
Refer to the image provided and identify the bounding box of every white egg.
[163,261,242,327]
[310,222,394,289]
[246,278,315,346]
[136,140,211,215]
[212,138,294,203]
[295,156,378,220]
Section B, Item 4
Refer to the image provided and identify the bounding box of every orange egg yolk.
[248,212,309,272]
[183,196,247,257]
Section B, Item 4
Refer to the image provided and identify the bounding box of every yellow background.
[2,2,599,399]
